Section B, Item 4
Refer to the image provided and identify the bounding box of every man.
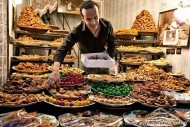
[47,0,117,86]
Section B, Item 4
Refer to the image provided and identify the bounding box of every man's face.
[81,6,99,31]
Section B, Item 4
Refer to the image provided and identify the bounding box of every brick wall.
[0,0,8,85]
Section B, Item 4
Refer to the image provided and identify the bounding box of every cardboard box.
[81,52,115,68]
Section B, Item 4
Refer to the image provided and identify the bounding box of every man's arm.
[107,22,117,58]
[53,28,79,64]
[47,28,78,87]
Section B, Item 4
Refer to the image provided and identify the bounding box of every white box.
[81,52,115,68]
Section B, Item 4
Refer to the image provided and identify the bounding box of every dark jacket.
[54,18,117,64]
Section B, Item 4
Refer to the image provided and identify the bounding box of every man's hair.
[80,0,99,16]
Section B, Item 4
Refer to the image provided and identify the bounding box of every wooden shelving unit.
[116,38,171,72]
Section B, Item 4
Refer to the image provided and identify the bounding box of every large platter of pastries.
[14,55,48,61]
[0,91,45,107]
[48,53,77,62]
[90,82,133,97]
[123,108,186,127]
[143,46,163,53]
[45,96,93,108]
[120,56,147,65]
[132,10,158,35]
[56,66,84,74]
[17,6,50,32]
[14,36,45,46]
[90,93,135,107]
[0,109,59,127]
[114,29,138,39]
[117,45,143,52]
[147,58,170,66]
[130,82,176,107]
[58,112,122,127]
[87,74,125,82]
[48,38,63,47]
[12,62,49,73]
[1,77,47,93]
[125,71,151,81]
[12,72,50,79]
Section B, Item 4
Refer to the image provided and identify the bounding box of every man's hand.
[47,70,60,89]
[47,62,61,89]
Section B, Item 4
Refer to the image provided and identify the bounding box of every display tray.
[1,117,42,127]
[138,101,177,108]
[14,40,43,46]
[149,62,169,66]
[49,67,85,74]
[51,29,69,34]
[123,110,150,126]
[59,82,87,87]
[116,48,141,53]
[123,109,186,127]
[87,74,125,83]
[115,33,137,40]
[17,25,50,33]
[11,72,50,79]
[12,66,49,74]
[45,101,95,108]
[138,30,158,36]
[1,87,45,94]
[91,87,131,97]
[89,95,135,107]
[14,56,48,61]
[0,102,37,108]
[120,61,143,65]
[48,89,90,99]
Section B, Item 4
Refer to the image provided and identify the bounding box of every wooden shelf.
[120,63,172,72]
[117,50,164,55]
[15,30,68,41]
[116,39,159,46]
[159,45,189,49]
[120,62,172,68]
[13,44,59,50]
[11,57,75,64]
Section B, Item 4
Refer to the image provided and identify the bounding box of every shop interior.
[1,0,190,126]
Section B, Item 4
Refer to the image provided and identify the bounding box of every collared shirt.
[54,18,117,64]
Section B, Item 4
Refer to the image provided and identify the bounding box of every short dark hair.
[80,0,99,16]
